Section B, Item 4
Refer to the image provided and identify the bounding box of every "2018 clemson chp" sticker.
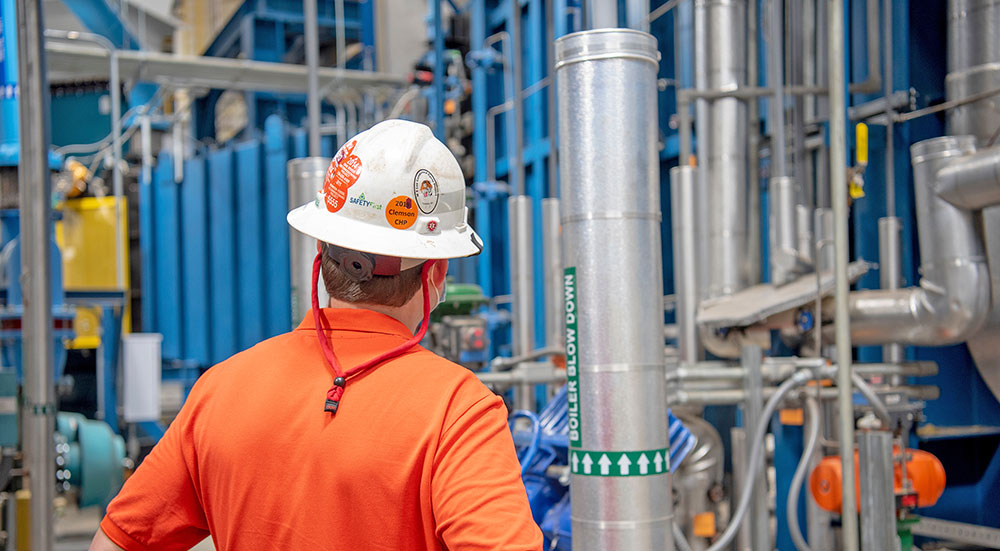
[324,141,363,213]
[413,169,440,214]
[386,195,419,229]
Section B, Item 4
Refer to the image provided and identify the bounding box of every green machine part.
[898,516,919,551]
[430,281,489,321]
[56,412,125,508]
[0,371,17,447]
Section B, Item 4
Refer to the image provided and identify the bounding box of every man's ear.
[431,259,449,287]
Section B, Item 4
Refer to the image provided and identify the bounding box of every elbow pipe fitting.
[935,145,1000,210]
[849,136,994,346]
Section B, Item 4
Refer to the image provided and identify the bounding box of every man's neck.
[326,297,423,334]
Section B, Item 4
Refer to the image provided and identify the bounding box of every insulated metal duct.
[947,0,1000,402]
[694,0,748,299]
[555,29,673,550]
[769,177,799,286]
[849,136,992,345]
[287,157,332,321]
[672,166,700,363]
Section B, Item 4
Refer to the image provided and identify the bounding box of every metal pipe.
[508,196,535,410]
[770,176,799,285]
[305,0,322,156]
[935,146,1000,209]
[671,166,700,362]
[788,395,820,551]
[287,158,332,320]
[878,217,904,368]
[851,373,891,428]
[796,204,813,265]
[670,384,940,406]
[542,198,563,350]
[589,0,618,28]
[883,0,896,218]
[555,29,672,549]
[701,0,747,299]
[858,431,896,551]
[509,0,525,196]
[847,0,881,94]
[746,0,761,285]
[335,0,347,68]
[627,0,650,31]
[849,137,991,345]
[742,345,770,551]
[476,365,567,386]
[508,196,535,356]
[767,0,788,179]
[17,0,55,546]
[827,0,860,547]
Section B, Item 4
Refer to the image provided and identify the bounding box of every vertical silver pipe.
[730,427,752,551]
[542,198,563,350]
[693,0,710,294]
[556,29,672,550]
[747,0,761,285]
[796,204,814,265]
[767,0,787,179]
[703,0,748,298]
[627,0,650,31]
[828,0,860,547]
[508,196,535,411]
[589,0,619,28]
[878,217,904,367]
[140,116,152,188]
[671,166,700,363]
[510,0,525,196]
[305,0,322,156]
[335,0,347,69]
[814,208,834,272]
[858,431,896,551]
[769,176,798,285]
[882,0,895,218]
[741,344,770,551]
[110,48,124,290]
[16,0,55,547]
[287,158,332,320]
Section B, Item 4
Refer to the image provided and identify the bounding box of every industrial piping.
[555,29,673,550]
[849,136,993,345]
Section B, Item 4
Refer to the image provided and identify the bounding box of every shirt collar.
[296,308,415,339]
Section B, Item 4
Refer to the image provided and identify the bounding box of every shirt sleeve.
[100,380,211,551]
[432,393,544,550]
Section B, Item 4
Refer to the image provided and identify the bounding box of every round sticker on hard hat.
[413,169,440,214]
[386,195,419,229]
[323,141,363,213]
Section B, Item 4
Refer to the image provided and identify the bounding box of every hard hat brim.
[287,201,483,260]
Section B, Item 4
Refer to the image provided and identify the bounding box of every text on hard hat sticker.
[386,196,419,229]
[324,141,363,213]
[413,169,440,214]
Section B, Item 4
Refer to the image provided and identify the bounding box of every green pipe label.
[570,448,670,477]
[564,267,581,448]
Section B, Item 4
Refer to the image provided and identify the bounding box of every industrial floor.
[54,505,214,551]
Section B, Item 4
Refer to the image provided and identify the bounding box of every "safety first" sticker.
[570,448,670,477]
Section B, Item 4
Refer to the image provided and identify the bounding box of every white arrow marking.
[637,453,650,475]
[618,454,632,476]
[582,453,593,474]
[653,451,664,473]
[598,454,611,476]
[571,452,579,473]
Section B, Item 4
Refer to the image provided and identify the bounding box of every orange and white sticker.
[386,195,419,229]
[323,141,363,213]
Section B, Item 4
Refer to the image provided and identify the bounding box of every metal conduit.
[555,29,673,550]
[671,166,700,363]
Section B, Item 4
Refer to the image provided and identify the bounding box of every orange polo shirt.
[100,309,542,550]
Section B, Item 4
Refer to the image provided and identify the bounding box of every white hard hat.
[287,119,482,269]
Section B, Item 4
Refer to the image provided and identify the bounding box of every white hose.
[705,370,813,551]
[787,394,821,551]
[673,521,694,551]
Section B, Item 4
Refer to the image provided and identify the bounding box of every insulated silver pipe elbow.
[849,136,993,346]
[935,146,1000,210]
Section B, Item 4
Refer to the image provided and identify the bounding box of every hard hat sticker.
[413,169,440,214]
[324,141,363,213]
[386,195,419,229]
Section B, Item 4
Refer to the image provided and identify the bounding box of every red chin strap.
[311,252,436,414]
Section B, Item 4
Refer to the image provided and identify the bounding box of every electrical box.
[122,334,162,422]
